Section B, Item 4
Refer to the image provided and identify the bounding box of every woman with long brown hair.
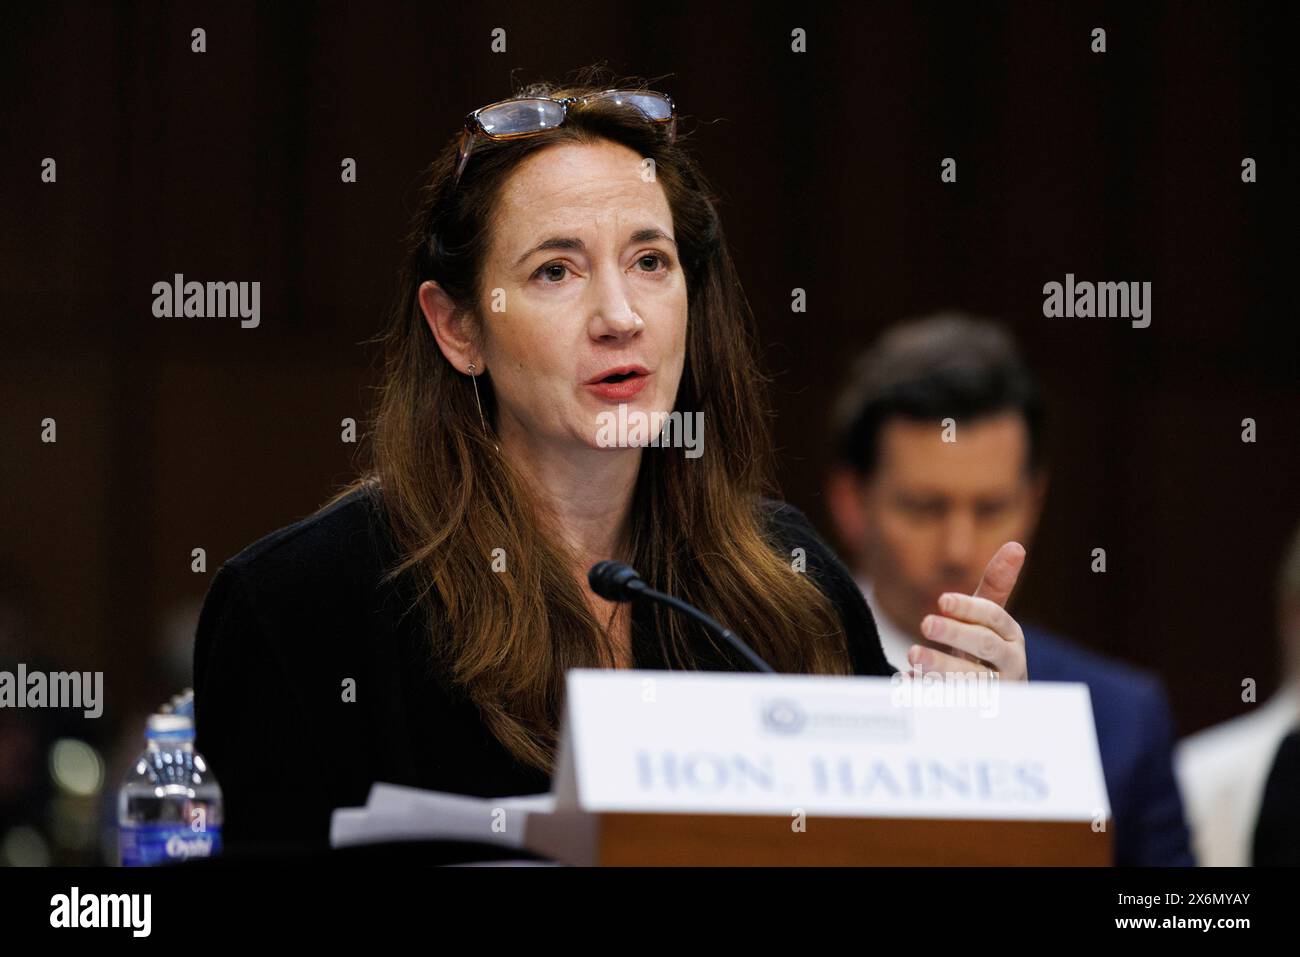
[193,73,1028,850]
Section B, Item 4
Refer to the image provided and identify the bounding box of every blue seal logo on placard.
[761,698,806,734]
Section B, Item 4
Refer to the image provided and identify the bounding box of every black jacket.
[192,484,891,851]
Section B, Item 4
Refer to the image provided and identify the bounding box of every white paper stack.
[329,783,556,851]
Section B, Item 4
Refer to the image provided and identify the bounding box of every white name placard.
[551,669,1110,823]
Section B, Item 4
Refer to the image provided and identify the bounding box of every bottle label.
[119,824,222,867]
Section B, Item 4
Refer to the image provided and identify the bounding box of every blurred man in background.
[825,313,1194,866]
[1177,520,1300,866]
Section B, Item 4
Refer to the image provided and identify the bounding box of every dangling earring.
[467,362,492,444]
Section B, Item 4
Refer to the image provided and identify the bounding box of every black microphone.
[588,561,775,673]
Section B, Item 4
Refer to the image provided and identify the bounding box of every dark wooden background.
[2,1,1295,739]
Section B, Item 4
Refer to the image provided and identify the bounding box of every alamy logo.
[0,664,102,718]
[152,274,260,328]
[1042,273,1151,328]
[890,663,1001,718]
[50,887,151,937]
[595,405,704,459]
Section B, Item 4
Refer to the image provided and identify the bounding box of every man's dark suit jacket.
[1025,627,1195,866]
[193,485,892,852]
[1253,728,1300,866]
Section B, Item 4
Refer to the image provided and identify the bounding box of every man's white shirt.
[1175,682,1300,866]
[856,577,918,673]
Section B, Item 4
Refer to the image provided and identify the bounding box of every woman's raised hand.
[906,542,1029,681]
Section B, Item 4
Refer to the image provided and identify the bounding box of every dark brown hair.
[832,313,1047,477]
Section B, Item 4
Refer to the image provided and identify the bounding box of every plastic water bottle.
[117,711,223,866]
